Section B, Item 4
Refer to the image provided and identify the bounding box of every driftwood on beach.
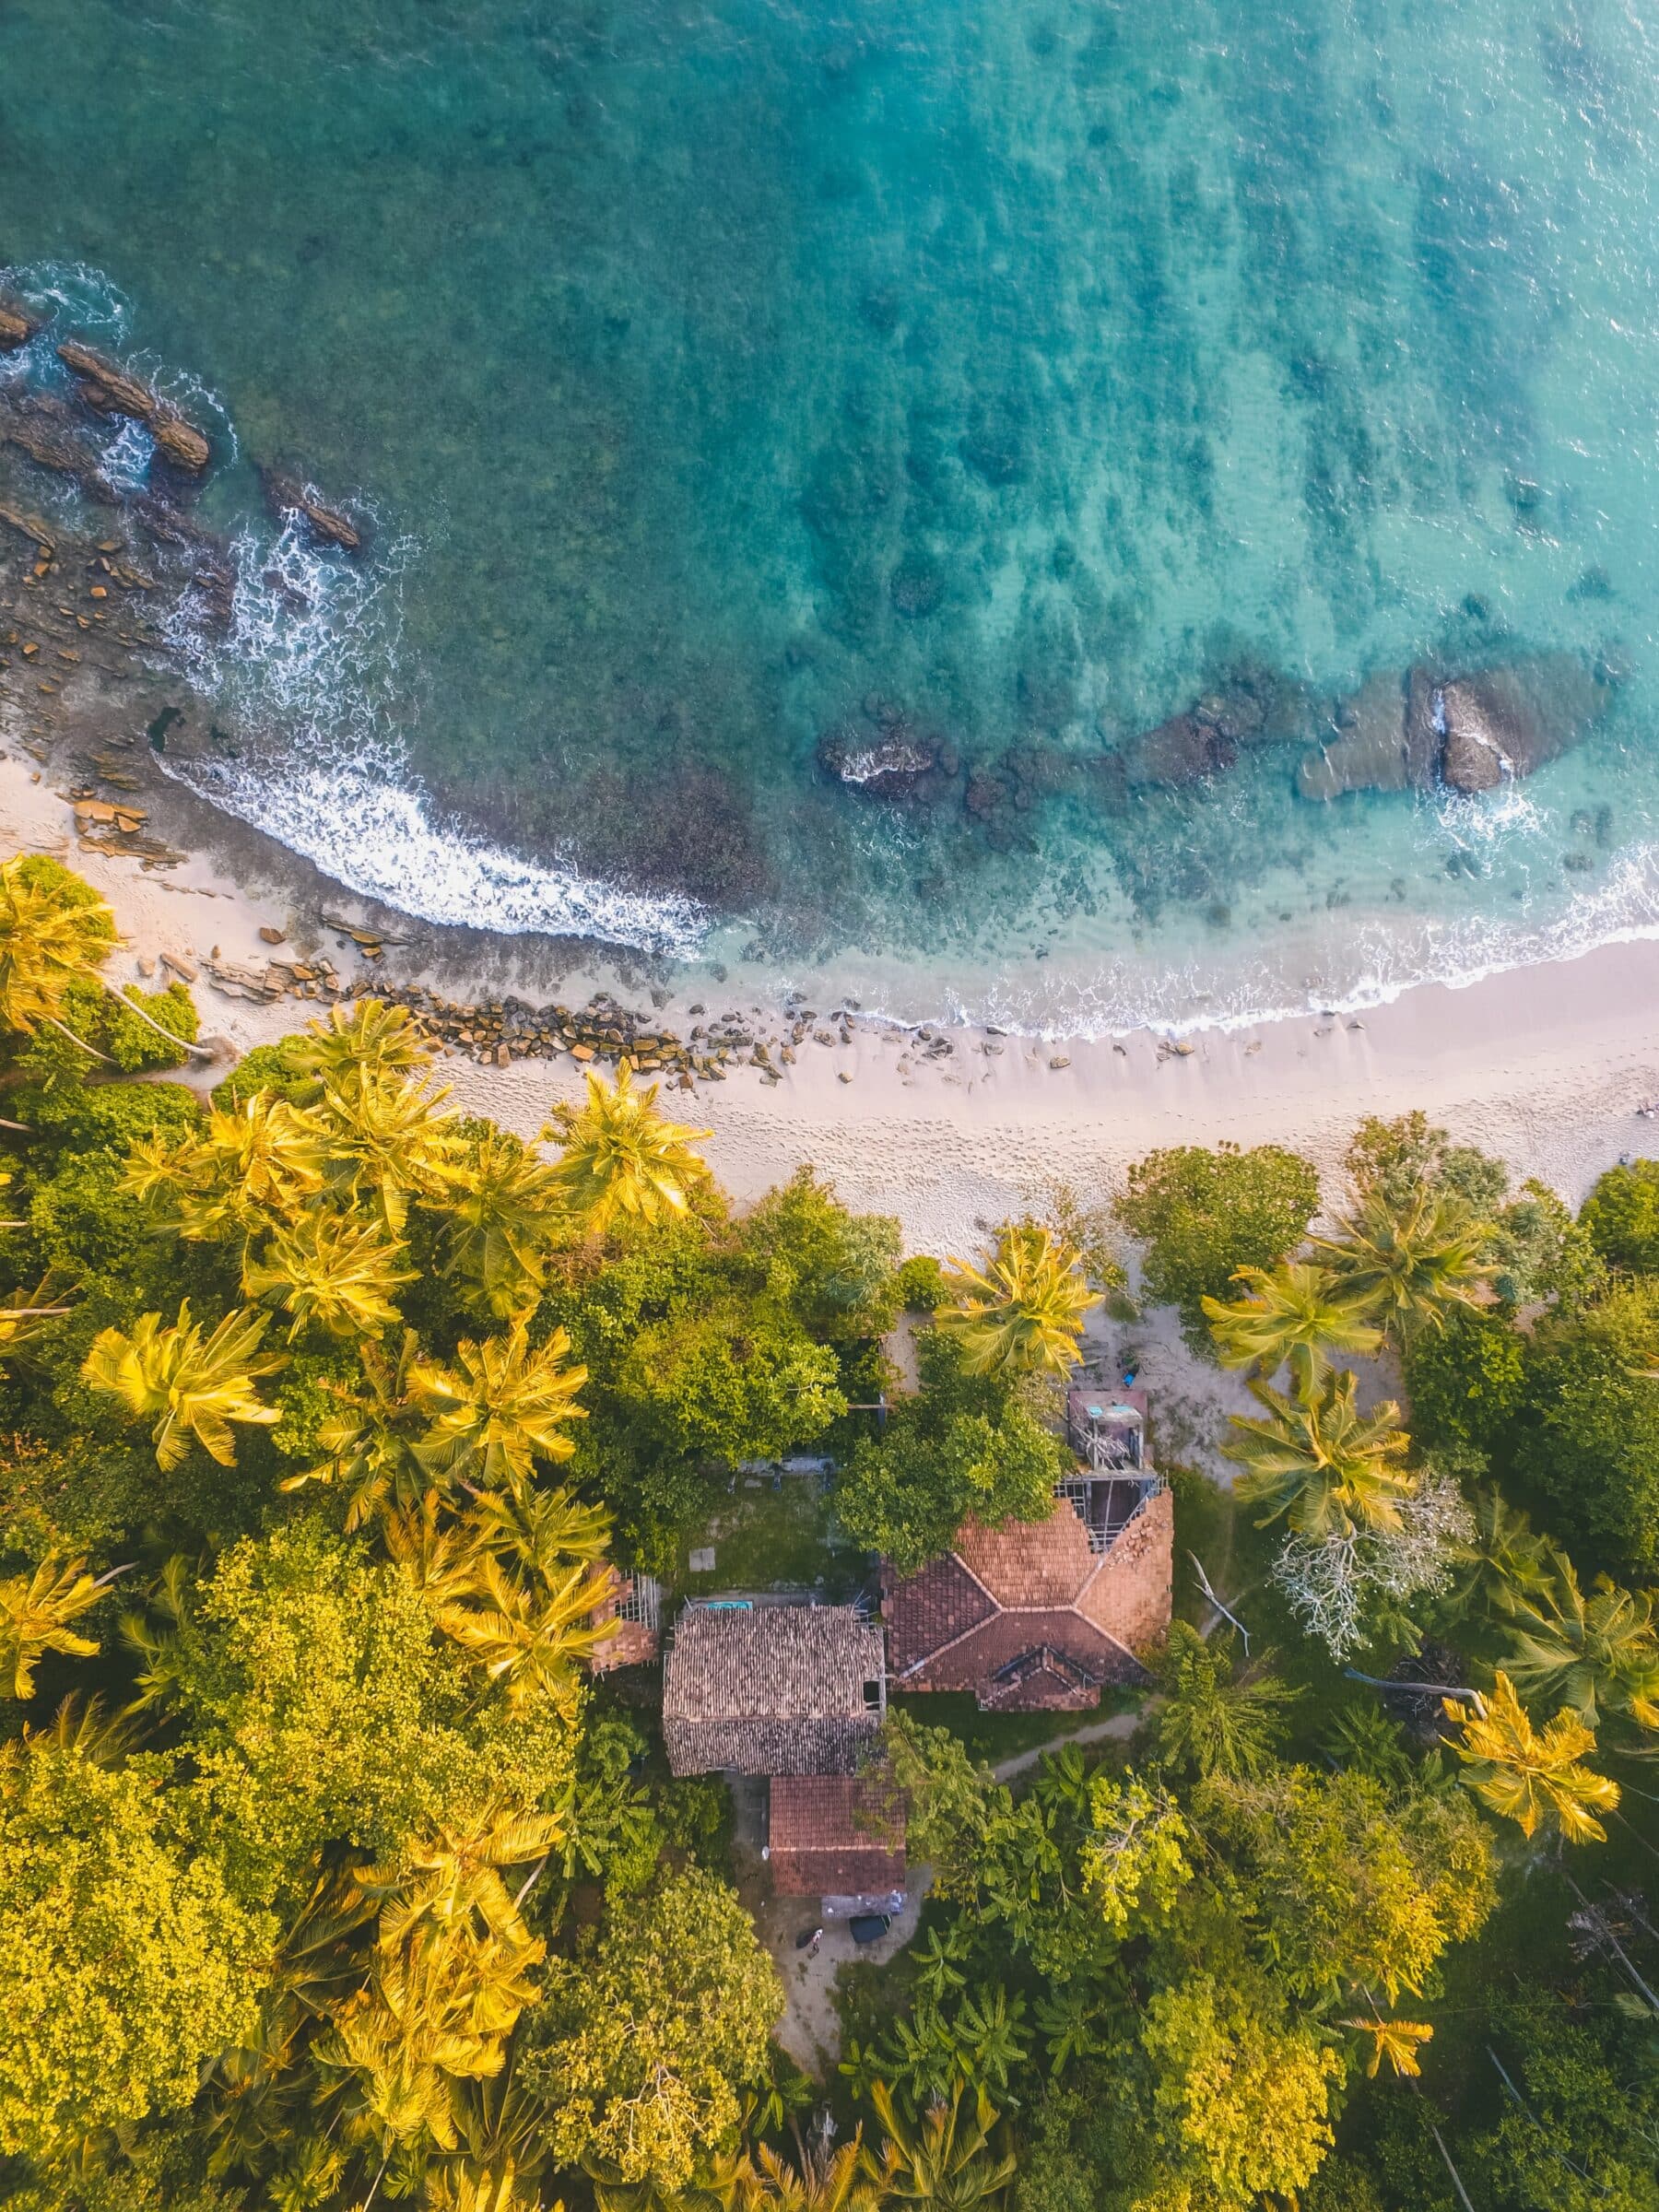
[56,341,211,471]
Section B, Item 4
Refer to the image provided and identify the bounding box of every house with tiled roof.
[662,1602,888,1777]
[880,1385,1173,1712]
[768,1775,906,1902]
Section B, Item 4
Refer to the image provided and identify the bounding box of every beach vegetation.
[1116,1140,1320,1338]
[1,855,1657,2212]
[834,1330,1065,1571]
[935,1221,1096,1379]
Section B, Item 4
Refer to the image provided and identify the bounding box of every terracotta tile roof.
[770,1775,906,1897]
[663,1605,887,1777]
[884,1488,1171,1711]
[955,1502,1096,1606]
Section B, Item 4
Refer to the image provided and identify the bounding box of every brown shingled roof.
[770,1776,906,1898]
[663,1605,887,1777]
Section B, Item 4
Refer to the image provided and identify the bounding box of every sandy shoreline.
[5,747,1659,1262]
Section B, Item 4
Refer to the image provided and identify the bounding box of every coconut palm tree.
[243,1211,416,1342]
[543,1063,712,1233]
[313,1067,464,1235]
[1221,1369,1414,1538]
[1202,1262,1382,1391]
[1442,1671,1621,1844]
[1501,1556,1659,1742]
[124,1094,329,1241]
[465,1483,612,1586]
[0,1274,76,1364]
[1311,1184,1493,1347]
[443,1129,567,1316]
[287,996,435,1093]
[723,2136,876,2212]
[287,1328,428,1526]
[358,1803,563,1954]
[1154,1622,1300,1780]
[0,853,214,1061]
[862,2081,1015,2211]
[935,1222,1096,1379]
[1445,1487,1557,1623]
[1338,2014,1434,2079]
[0,1555,128,1699]
[412,1322,588,1494]
[82,1299,287,1469]
[427,1551,612,1719]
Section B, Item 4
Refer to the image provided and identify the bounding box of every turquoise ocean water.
[6,0,1659,1031]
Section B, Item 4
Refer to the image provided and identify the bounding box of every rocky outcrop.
[818,698,959,801]
[1123,711,1237,787]
[56,342,211,471]
[0,293,39,350]
[1298,653,1612,800]
[1296,672,1413,799]
[1123,663,1315,788]
[260,468,361,552]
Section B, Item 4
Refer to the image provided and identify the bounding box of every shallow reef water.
[6,0,1659,1030]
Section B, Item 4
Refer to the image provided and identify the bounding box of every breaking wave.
[160,514,709,959]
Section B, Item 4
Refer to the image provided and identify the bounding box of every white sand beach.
[6,749,1659,1270]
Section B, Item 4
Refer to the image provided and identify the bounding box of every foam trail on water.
[161,516,708,958]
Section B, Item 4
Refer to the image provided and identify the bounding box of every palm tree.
[287,996,435,1092]
[1154,1622,1300,1780]
[0,1274,76,1364]
[862,2081,1016,2211]
[465,1483,612,1585]
[1442,1671,1621,1844]
[935,1222,1096,1379]
[1501,1556,1659,1741]
[723,2136,876,2212]
[1445,1487,1557,1623]
[358,1803,563,1954]
[124,1094,329,1241]
[243,1211,415,1341]
[1311,1184,1493,1347]
[1,1556,128,1698]
[1221,1368,1414,1538]
[427,1551,613,1718]
[313,1067,464,1235]
[82,1299,287,1469]
[0,853,214,1063]
[287,1328,429,1526]
[1338,2014,1434,2079]
[543,1063,712,1233]
[443,1129,567,1316]
[412,1322,588,1494]
[1202,1262,1382,1391]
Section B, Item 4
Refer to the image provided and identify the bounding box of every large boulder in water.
[1299,652,1613,799]
[1438,655,1611,793]
[0,293,38,351]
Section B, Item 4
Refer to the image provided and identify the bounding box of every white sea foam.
[97,418,155,492]
[160,515,709,958]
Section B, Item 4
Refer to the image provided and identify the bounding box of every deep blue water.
[6,0,1659,1030]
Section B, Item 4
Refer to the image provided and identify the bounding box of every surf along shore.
[4,741,1656,1270]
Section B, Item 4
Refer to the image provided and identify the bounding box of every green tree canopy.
[1116,1142,1321,1338]
[518,1866,782,2191]
[836,1331,1065,1571]
[0,1736,270,2168]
